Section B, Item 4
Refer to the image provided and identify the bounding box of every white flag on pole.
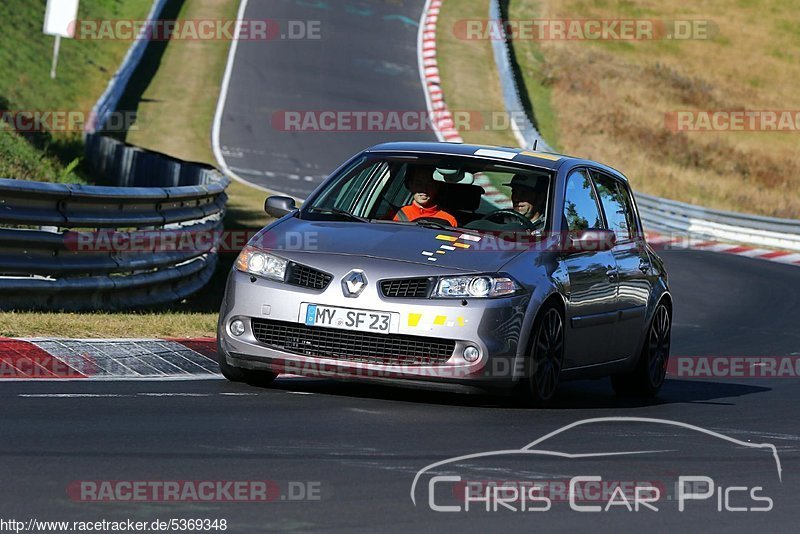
[43,0,81,38]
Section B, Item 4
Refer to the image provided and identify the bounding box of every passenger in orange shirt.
[393,167,458,227]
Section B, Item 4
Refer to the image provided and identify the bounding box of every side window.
[354,163,391,215]
[317,161,383,213]
[592,173,636,241]
[563,170,604,233]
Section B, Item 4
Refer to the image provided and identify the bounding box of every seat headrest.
[437,183,485,212]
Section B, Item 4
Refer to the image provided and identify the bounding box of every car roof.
[364,141,629,183]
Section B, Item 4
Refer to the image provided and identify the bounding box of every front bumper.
[218,268,529,389]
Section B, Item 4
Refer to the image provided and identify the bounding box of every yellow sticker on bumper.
[407,313,466,328]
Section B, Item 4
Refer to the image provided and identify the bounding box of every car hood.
[252,217,528,272]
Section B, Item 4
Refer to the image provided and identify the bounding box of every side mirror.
[564,229,616,254]
[264,196,297,218]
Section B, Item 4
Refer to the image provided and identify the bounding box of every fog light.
[463,345,480,362]
[230,319,246,337]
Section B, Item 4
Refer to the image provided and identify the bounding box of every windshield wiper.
[413,219,453,230]
[306,207,369,223]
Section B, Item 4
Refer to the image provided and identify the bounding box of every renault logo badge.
[342,270,367,297]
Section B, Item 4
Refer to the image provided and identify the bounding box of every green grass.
[0,121,85,183]
[0,0,275,338]
[504,1,560,149]
[0,0,152,182]
[124,0,241,163]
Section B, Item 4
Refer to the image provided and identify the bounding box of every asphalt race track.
[3,249,800,531]
[215,0,436,197]
[5,0,800,531]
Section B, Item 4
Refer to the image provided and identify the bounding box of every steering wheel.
[412,216,455,227]
[479,209,541,231]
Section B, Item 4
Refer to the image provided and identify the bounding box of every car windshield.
[301,154,554,235]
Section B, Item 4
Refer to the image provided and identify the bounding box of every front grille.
[286,263,332,290]
[251,318,455,366]
[380,277,433,298]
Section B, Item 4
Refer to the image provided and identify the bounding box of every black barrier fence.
[0,135,229,311]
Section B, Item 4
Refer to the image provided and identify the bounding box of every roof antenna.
[532,139,538,151]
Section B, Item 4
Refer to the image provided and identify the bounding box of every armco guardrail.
[488,0,551,152]
[488,0,800,250]
[0,136,229,311]
[0,0,230,311]
[636,193,800,251]
[87,0,170,134]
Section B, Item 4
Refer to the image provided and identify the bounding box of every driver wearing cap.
[393,167,458,227]
[504,174,547,224]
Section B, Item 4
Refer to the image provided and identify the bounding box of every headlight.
[235,245,288,281]
[433,274,522,298]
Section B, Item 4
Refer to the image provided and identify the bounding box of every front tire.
[217,340,278,387]
[612,302,671,397]
[515,304,565,406]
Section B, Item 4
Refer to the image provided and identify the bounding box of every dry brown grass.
[509,0,800,218]
[0,311,216,339]
[126,0,240,163]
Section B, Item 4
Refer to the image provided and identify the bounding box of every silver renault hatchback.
[217,142,671,404]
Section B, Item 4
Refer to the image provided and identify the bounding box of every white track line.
[210,0,304,202]
[418,0,463,143]
[417,0,444,142]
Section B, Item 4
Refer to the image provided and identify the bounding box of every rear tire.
[217,340,278,387]
[515,304,565,407]
[612,302,671,397]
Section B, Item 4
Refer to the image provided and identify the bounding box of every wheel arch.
[625,288,673,373]
[512,291,567,383]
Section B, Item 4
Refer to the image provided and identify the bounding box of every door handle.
[638,260,651,273]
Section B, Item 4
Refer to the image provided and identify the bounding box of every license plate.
[303,304,394,334]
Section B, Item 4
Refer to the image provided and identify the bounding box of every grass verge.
[123,0,238,163]
[438,0,800,217]
[2,0,277,338]
[0,0,153,182]
[436,0,519,148]
[503,0,559,149]
[508,0,800,217]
